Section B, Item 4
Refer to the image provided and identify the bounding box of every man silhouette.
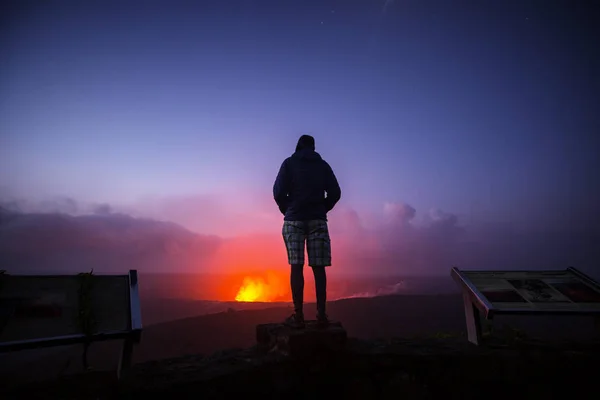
[273,135,341,328]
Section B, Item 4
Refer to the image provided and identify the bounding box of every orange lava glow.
[235,271,288,302]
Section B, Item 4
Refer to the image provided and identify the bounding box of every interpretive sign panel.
[451,267,600,345]
[0,270,142,377]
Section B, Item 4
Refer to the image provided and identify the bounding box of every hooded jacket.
[273,148,341,221]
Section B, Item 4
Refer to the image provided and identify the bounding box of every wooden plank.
[128,270,142,342]
[118,338,134,379]
[0,330,132,352]
[462,292,482,345]
[488,308,600,316]
[451,267,494,318]
[568,267,600,291]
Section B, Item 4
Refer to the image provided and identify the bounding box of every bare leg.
[312,266,327,317]
[290,264,304,315]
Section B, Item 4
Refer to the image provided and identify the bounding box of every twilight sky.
[1,0,599,239]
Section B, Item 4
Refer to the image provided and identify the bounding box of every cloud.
[38,197,79,214]
[0,196,79,215]
[92,203,112,215]
[212,233,287,272]
[127,191,282,238]
[0,209,223,274]
[1,193,598,278]
[341,281,406,299]
[383,202,416,225]
[329,206,364,236]
[0,197,77,214]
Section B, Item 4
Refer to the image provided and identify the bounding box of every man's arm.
[273,159,290,215]
[323,162,341,212]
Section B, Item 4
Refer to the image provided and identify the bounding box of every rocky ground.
[2,321,599,400]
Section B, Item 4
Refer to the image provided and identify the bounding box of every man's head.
[295,134,315,152]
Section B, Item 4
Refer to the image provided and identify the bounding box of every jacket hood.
[292,148,323,161]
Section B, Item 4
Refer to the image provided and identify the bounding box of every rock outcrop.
[256,320,347,358]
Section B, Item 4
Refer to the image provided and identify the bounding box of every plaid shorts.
[282,220,332,267]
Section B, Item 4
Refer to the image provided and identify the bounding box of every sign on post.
[0,270,142,378]
[451,267,600,345]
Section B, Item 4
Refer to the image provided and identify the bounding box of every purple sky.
[1,0,599,235]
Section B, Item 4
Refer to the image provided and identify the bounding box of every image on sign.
[0,275,130,343]
[13,292,66,318]
[480,289,527,303]
[507,279,570,303]
[545,279,600,303]
[456,269,600,313]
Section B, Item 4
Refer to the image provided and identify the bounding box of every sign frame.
[451,267,600,345]
[0,269,142,378]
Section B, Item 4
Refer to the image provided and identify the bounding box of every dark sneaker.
[316,313,330,328]
[284,313,305,329]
